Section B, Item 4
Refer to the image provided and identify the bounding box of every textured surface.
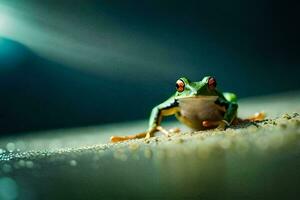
[0,91,300,199]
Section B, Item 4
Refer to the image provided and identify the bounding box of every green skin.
[146,76,238,138]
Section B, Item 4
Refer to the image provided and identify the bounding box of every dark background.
[0,0,299,135]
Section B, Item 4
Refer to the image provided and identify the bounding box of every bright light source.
[0,13,8,34]
[0,16,5,28]
[0,9,12,36]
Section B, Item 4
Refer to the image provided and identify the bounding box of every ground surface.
[0,91,300,199]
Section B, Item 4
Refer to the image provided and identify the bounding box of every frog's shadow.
[227,120,266,130]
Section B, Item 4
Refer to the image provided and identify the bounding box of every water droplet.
[25,161,34,168]
[129,143,139,151]
[144,148,152,159]
[18,160,25,167]
[6,143,15,152]
[15,141,26,151]
[0,177,18,200]
[70,160,77,167]
[92,155,99,161]
[113,150,128,161]
[2,164,12,173]
[0,148,5,154]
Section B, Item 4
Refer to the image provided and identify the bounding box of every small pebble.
[279,123,287,129]
[176,138,184,144]
[282,113,291,120]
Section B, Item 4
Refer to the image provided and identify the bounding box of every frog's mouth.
[177,95,221,112]
[177,95,219,102]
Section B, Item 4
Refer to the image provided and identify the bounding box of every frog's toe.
[145,127,157,138]
[202,120,220,128]
[247,112,266,122]
[110,132,147,143]
[216,126,225,131]
[156,126,171,136]
[169,127,181,134]
[110,136,127,143]
[216,120,228,130]
[145,132,151,139]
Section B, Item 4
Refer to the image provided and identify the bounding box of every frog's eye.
[208,77,217,90]
[176,79,185,92]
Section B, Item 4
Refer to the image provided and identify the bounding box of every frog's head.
[174,76,218,99]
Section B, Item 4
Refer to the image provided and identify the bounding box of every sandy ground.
[0,91,300,199]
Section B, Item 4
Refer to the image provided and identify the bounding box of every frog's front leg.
[146,98,179,138]
[202,102,238,130]
[217,101,238,130]
[110,98,178,143]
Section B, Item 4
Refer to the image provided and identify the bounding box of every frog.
[110,76,264,142]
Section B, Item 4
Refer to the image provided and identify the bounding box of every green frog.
[111,76,264,142]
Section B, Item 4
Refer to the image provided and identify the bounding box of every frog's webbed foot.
[145,127,157,139]
[202,112,266,131]
[145,126,180,139]
[216,120,228,130]
[169,127,181,134]
[157,126,180,136]
[233,112,266,125]
[111,126,181,143]
[110,132,147,143]
[245,112,266,122]
[157,126,170,136]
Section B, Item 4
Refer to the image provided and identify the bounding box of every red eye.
[176,79,185,92]
[208,77,217,90]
